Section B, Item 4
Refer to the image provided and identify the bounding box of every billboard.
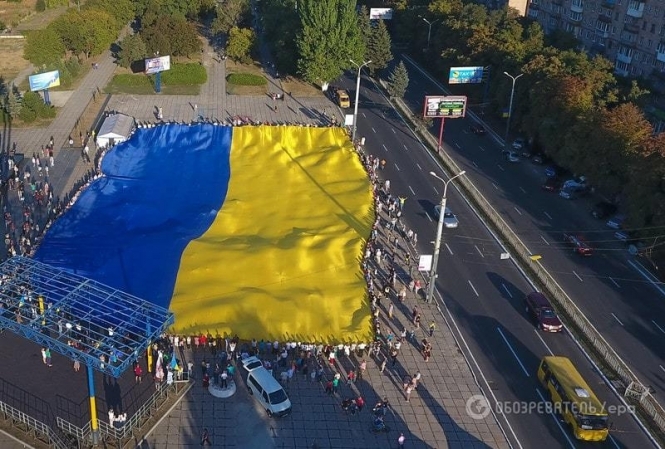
[369,8,393,20]
[448,66,484,84]
[28,70,60,92]
[145,55,171,75]
[423,96,467,119]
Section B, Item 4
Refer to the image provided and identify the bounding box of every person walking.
[388,303,394,319]
[405,384,413,402]
[200,428,211,446]
[398,432,406,448]
[429,321,436,337]
[390,348,398,367]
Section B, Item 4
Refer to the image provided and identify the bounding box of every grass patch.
[226,83,267,95]
[227,72,266,86]
[0,38,28,81]
[280,76,324,97]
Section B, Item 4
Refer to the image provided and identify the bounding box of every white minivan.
[241,356,292,417]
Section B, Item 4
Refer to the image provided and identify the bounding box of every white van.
[241,357,292,417]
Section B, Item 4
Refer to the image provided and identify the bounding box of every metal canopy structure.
[0,257,174,377]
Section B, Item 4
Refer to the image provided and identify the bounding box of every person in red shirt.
[355,396,365,412]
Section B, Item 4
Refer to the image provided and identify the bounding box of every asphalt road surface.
[331,65,658,449]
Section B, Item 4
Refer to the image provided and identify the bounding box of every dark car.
[542,177,561,192]
[525,292,563,332]
[591,202,617,219]
[545,164,565,178]
[563,233,593,256]
[469,124,486,135]
[531,152,549,164]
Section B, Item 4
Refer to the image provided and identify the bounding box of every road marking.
[660,365,665,374]
[403,144,408,151]
[408,185,415,195]
[497,328,530,377]
[535,389,576,449]
[543,211,553,220]
[432,186,439,195]
[372,127,377,133]
[533,330,554,356]
[479,146,485,152]
[513,207,522,215]
[474,245,484,258]
[492,183,499,190]
[395,163,400,171]
[608,435,621,449]
[628,259,665,297]
[426,212,433,222]
[611,313,624,326]
[472,161,478,168]
[653,320,665,334]
[540,236,549,246]
[455,142,461,149]
[501,283,513,298]
[415,163,422,171]
[609,277,620,288]
[497,164,505,171]
[392,128,396,134]
[362,112,366,118]
[382,144,388,152]
[519,187,526,194]
[572,271,583,282]
[445,243,453,255]
[468,280,479,297]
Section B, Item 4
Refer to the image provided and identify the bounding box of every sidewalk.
[0,29,509,449]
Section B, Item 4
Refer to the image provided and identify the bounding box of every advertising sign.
[448,66,484,84]
[418,255,433,272]
[28,70,60,92]
[369,8,393,20]
[423,96,467,119]
[144,55,171,75]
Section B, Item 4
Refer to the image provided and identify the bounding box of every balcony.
[627,0,645,18]
[570,0,583,12]
[624,22,640,33]
[529,1,540,8]
[657,44,665,63]
[568,10,583,22]
[528,8,541,18]
[620,31,638,46]
[614,61,630,77]
[616,52,633,64]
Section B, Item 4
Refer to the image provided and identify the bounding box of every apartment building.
[527,0,665,91]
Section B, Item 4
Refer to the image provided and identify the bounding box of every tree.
[78,9,118,57]
[262,0,300,75]
[211,0,250,36]
[387,61,409,98]
[86,0,136,25]
[357,5,372,52]
[226,26,255,63]
[142,15,202,56]
[366,20,393,75]
[4,86,21,120]
[297,0,364,87]
[117,34,148,68]
[23,28,65,66]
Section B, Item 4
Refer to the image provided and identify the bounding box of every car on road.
[531,152,548,164]
[525,292,563,332]
[545,164,566,178]
[563,233,593,256]
[434,205,459,228]
[606,214,626,229]
[469,124,486,135]
[512,137,526,151]
[502,150,520,163]
[542,177,561,192]
[559,185,589,199]
[591,202,617,220]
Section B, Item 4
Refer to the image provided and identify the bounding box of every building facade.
[527,0,665,90]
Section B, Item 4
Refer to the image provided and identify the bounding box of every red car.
[563,233,593,255]
[541,177,561,192]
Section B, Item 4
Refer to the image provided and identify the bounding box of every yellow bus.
[537,356,609,442]
[336,90,351,108]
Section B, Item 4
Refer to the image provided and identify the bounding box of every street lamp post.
[503,71,523,144]
[422,18,439,49]
[350,59,371,143]
[426,170,467,303]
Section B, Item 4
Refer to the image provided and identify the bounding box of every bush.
[0,20,6,32]
[35,0,46,12]
[18,108,37,123]
[40,104,56,119]
[227,73,266,86]
[159,63,207,85]
[65,57,81,79]
[111,74,152,87]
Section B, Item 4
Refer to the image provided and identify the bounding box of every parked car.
[606,214,626,229]
[531,153,548,164]
[591,202,617,220]
[562,176,587,190]
[525,292,563,332]
[542,177,561,192]
[241,356,292,417]
[434,205,459,228]
[563,233,593,256]
[545,164,566,178]
[502,150,520,163]
[512,137,526,150]
[559,185,589,199]
[469,124,486,135]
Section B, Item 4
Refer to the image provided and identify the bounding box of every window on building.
[652,23,656,33]
[640,36,645,44]
[649,39,653,48]
[657,42,665,53]
[570,11,583,21]
[615,60,629,72]
[643,21,648,31]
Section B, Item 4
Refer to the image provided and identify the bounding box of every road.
[397,56,665,404]
[332,68,657,448]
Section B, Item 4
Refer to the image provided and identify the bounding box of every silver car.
[434,205,459,228]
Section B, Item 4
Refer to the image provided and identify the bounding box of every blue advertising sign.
[448,66,484,85]
[28,70,61,92]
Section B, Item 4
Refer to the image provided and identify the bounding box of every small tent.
[96,114,135,148]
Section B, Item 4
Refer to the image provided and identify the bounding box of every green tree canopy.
[297,0,364,86]
[117,34,148,68]
[262,0,300,74]
[86,0,136,24]
[226,26,255,64]
[366,20,392,75]
[211,0,250,36]
[387,60,409,98]
[23,28,65,66]
[142,15,202,56]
